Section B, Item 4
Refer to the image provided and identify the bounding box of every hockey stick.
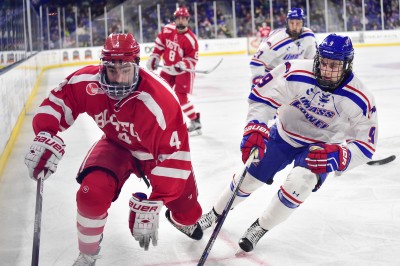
[157,58,223,74]
[366,155,396,166]
[198,149,257,266]
[31,173,44,266]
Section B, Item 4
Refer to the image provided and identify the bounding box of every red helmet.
[99,33,140,100]
[174,7,190,18]
[101,33,140,64]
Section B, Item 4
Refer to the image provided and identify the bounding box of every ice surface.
[1,46,399,265]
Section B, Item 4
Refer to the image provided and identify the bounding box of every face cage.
[313,56,352,91]
[99,62,139,100]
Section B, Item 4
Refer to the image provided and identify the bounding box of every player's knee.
[76,170,117,217]
[279,167,318,208]
[236,172,264,195]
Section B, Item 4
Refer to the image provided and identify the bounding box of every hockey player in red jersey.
[257,22,271,38]
[24,33,203,265]
[146,6,201,135]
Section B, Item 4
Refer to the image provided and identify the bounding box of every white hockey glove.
[146,54,160,71]
[174,61,187,73]
[24,131,66,180]
[129,192,163,251]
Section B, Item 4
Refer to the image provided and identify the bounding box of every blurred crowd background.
[1,0,399,56]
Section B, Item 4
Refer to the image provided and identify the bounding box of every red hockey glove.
[129,193,163,251]
[306,144,351,174]
[24,131,65,180]
[146,54,160,71]
[240,120,270,163]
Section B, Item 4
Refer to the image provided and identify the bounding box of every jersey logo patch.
[86,83,104,95]
[284,62,291,73]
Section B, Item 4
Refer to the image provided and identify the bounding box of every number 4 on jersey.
[170,131,181,149]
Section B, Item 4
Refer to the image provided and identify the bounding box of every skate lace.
[197,210,218,231]
[73,253,101,266]
[245,223,267,244]
[177,223,199,236]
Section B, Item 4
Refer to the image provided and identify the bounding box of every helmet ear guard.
[313,34,354,91]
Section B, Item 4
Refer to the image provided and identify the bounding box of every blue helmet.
[287,8,305,20]
[286,8,305,40]
[318,34,354,61]
[313,34,355,91]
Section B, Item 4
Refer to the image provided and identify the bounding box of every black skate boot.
[238,219,268,252]
[197,208,220,231]
[165,209,203,240]
[188,113,202,135]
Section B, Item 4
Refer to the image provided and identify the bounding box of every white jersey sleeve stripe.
[48,92,75,126]
[137,92,167,130]
[184,33,197,49]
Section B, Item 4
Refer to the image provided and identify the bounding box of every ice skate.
[165,209,203,240]
[72,235,102,266]
[238,219,268,252]
[188,113,202,136]
[72,251,101,266]
[197,208,220,231]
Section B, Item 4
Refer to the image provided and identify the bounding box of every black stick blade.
[367,155,396,166]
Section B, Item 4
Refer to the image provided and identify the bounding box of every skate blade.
[189,129,202,136]
[235,248,248,257]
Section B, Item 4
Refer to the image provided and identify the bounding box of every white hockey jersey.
[247,60,378,172]
[250,27,317,83]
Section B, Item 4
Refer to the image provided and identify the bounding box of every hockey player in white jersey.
[198,34,378,252]
[250,7,317,86]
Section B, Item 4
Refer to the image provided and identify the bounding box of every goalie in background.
[250,7,317,87]
[198,34,378,253]
[147,6,202,135]
[24,32,203,266]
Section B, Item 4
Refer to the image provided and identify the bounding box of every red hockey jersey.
[153,23,198,70]
[33,65,194,203]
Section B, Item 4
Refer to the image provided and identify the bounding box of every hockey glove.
[240,120,270,163]
[24,131,65,180]
[146,54,160,71]
[174,61,187,73]
[306,144,351,174]
[129,192,163,251]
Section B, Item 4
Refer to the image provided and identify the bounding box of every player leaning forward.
[198,34,378,252]
[24,33,203,265]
